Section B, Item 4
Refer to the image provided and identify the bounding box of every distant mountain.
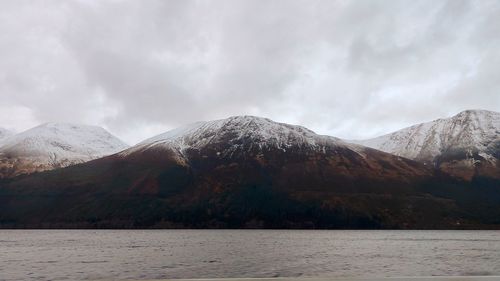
[0,123,128,178]
[3,116,494,229]
[353,110,500,180]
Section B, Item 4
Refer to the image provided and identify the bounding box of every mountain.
[124,116,344,157]
[353,110,500,180]
[3,115,496,229]
[0,123,129,178]
[120,115,432,184]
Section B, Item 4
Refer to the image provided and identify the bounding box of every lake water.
[1,230,499,280]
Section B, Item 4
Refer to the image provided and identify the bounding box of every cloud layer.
[0,0,499,144]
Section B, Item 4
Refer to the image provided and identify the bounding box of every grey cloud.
[0,0,498,144]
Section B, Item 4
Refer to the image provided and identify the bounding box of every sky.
[0,0,499,145]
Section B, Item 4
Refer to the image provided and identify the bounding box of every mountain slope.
[0,123,129,178]
[120,116,432,185]
[353,110,500,180]
[1,116,482,229]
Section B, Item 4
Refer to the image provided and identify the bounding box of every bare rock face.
[0,123,129,178]
[353,110,500,180]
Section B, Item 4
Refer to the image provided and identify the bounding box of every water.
[1,230,500,281]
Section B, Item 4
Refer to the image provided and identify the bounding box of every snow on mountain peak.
[0,122,129,170]
[353,109,500,163]
[122,115,342,156]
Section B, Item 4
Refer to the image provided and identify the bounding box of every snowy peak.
[124,115,342,156]
[1,122,128,158]
[356,110,499,161]
[353,109,500,179]
[0,123,129,177]
[442,109,499,143]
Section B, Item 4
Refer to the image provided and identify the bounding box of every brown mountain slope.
[0,116,498,229]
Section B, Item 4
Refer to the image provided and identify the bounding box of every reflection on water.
[1,230,499,280]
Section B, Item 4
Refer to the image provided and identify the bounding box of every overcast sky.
[0,0,499,144]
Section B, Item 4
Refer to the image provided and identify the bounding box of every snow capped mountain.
[0,123,129,177]
[123,115,345,158]
[353,109,500,179]
[114,115,431,189]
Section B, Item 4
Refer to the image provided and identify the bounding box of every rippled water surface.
[1,230,500,280]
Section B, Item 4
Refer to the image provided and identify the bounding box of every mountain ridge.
[0,111,499,229]
[0,122,129,178]
[122,115,346,158]
[0,115,469,229]
[351,109,500,180]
